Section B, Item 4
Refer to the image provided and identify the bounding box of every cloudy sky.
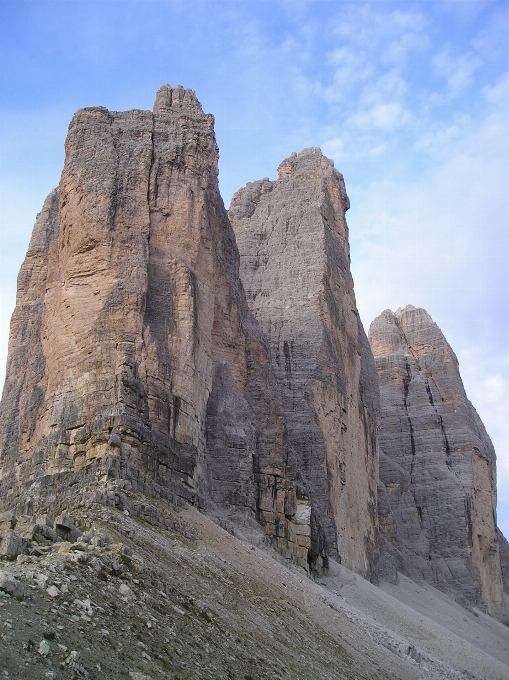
[1,0,508,534]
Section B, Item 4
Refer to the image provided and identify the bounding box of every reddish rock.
[0,86,303,564]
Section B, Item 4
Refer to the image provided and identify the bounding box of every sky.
[0,0,508,535]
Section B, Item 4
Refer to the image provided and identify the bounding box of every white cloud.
[333,7,427,48]
[472,4,509,61]
[325,47,373,101]
[349,102,411,131]
[484,69,509,104]
[360,70,408,106]
[382,29,429,67]
[322,4,429,116]
[433,50,482,97]
[322,136,345,160]
[414,120,464,154]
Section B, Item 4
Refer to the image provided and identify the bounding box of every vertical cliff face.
[229,149,379,578]
[369,305,505,614]
[0,86,303,563]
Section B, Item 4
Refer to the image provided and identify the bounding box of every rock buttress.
[369,305,505,615]
[0,86,304,565]
[229,149,379,578]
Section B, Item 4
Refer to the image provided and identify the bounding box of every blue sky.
[1,0,508,535]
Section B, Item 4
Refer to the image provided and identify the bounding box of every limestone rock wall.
[497,528,509,594]
[0,86,303,564]
[229,149,379,578]
[369,305,505,614]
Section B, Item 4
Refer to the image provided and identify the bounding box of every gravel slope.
[1,494,508,679]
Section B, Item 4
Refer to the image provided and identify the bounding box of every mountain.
[0,85,305,566]
[229,149,379,578]
[0,88,508,679]
[370,305,507,618]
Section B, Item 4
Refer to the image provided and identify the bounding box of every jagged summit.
[153,83,205,114]
[277,146,332,175]
[394,303,417,317]
[370,306,437,358]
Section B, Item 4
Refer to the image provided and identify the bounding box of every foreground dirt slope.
[1,495,508,679]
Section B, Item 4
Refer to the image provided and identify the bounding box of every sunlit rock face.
[0,86,307,565]
[370,305,506,614]
[229,149,379,578]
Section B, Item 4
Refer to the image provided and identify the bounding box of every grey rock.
[54,514,82,542]
[0,531,29,558]
[46,585,60,597]
[369,305,505,615]
[65,650,88,677]
[0,570,24,597]
[34,572,49,589]
[38,639,51,657]
[0,510,16,532]
[230,148,379,577]
[13,514,59,546]
[14,515,37,539]
[119,582,135,600]
[497,528,509,594]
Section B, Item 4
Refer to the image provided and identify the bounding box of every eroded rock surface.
[229,149,379,578]
[497,528,509,594]
[3,494,505,680]
[369,305,505,615]
[0,86,303,564]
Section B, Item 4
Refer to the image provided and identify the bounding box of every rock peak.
[0,87,305,574]
[394,303,417,317]
[370,305,505,615]
[277,147,334,179]
[153,84,204,114]
[230,149,378,577]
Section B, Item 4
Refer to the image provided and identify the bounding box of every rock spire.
[0,86,308,566]
[370,305,506,615]
[229,148,379,578]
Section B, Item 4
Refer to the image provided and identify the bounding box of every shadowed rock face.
[370,305,505,614]
[0,86,307,564]
[229,149,379,578]
[498,529,509,594]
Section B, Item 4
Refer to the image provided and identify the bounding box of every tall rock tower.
[229,149,379,577]
[370,305,505,615]
[0,86,305,564]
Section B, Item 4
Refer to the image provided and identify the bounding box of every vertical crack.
[424,376,453,468]
[403,358,416,480]
[147,113,156,214]
[425,380,434,406]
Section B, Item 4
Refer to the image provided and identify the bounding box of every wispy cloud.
[432,50,482,98]
[348,102,411,131]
